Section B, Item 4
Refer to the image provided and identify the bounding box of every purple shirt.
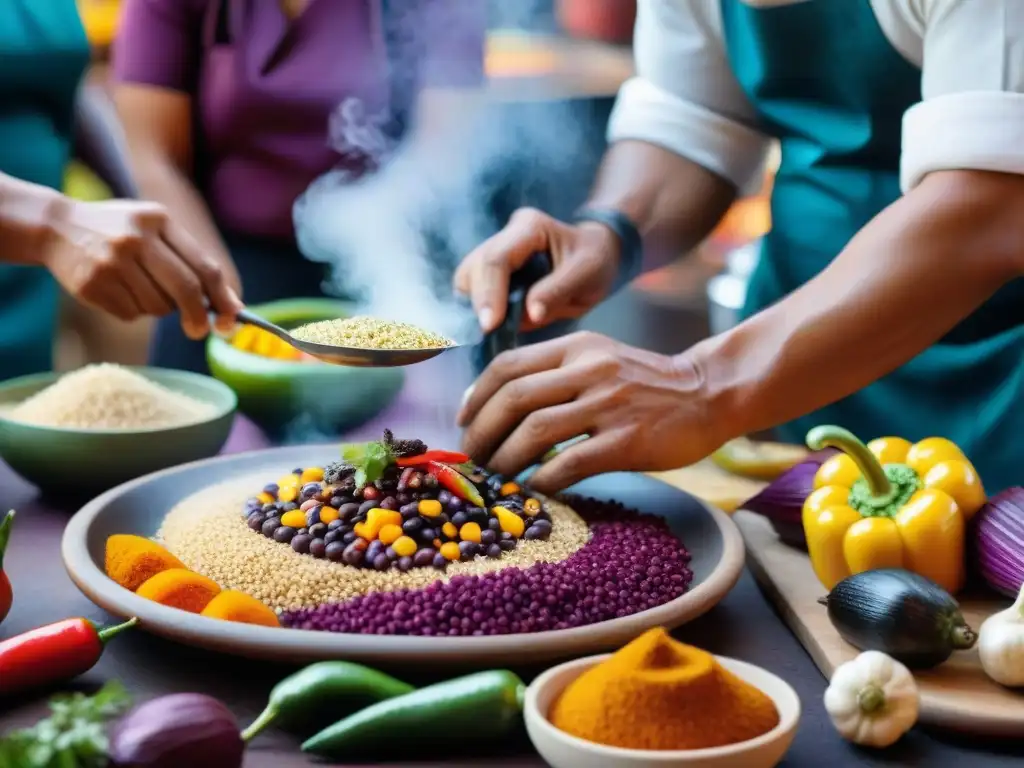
[113,0,485,240]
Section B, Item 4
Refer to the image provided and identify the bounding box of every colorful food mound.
[155,431,694,635]
[2,363,215,430]
[230,324,320,362]
[549,628,779,750]
[291,316,454,350]
[241,433,550,573]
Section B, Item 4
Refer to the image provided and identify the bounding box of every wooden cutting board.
[733,510,1024,737]
[648,459,768,513]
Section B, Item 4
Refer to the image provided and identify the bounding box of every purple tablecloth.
[1,353,1022,766]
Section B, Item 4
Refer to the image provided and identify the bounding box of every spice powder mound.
[290,316,454,350]
[157,476,590,612]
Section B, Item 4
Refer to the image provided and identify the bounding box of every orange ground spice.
[549,628,779,750]
[105,534,186,592]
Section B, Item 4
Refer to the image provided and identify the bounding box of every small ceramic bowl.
[0,367,236,501]
[206,298,404,440]
[524,653,800,768]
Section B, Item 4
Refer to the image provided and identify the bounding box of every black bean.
[342,531,357,544]
[451,511,469,528]
[291,534,313,554]
[291,467,304,476]
[419,527,437,543]
[308,523,328,539]
[283,502,300,512]
[301,482,321,499]
[487,517,502,532]
[500,531,513,540]
[263,483,279,495]
[325,542,346,562]
[402,517,424,533]
[246,513,265,531]
[261,503,277,515]
[446,497,464,512]
[372,553,391,571]
[399,502,420,519]
[395,556,413,572]
[261,517,281,537]
[273,525,296,543]
[309,538,327,558]
[432,553,448,570]
[458,541,479,559]
[338,502,360,521]
[324,530,341,545]
[297,527,308,535]
[422,473,438,489]
[437,512,451,526]
[525,520,553,540]
[498,539,516,552]
[366,540,385,562]
[413,548,435,567]
[327,519,344,531]
[342,540,367,566]
[274,501,290,513]
[305,506,324,527]
[378,496,399,511]
[480,529,497,547]
[385,546,399,561]
[358,499,379,517]
[486,543,503,558]
[395,492,412,505]
[436,489,452,505]
[467,507,488,523]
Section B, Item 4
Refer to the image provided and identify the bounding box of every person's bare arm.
[694,169,1024,438]
[113,84,241,294]
[0,173,66,265]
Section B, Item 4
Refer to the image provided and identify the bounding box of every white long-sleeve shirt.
[608,0,1024,196]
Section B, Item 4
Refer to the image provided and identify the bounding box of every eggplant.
[109,693,244,768]
[819,568,978,669]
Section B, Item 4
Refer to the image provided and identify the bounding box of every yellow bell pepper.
[802,426,986,595]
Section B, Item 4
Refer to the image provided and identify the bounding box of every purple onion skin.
[741,448,838,549]
[109,693,244,768]
[973,487,1024,598]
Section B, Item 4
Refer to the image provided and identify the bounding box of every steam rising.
[292,0,584,346]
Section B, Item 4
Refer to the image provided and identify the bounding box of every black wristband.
[572,206,643,293]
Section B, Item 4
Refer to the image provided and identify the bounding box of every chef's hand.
[42,199,243,338]
[454,208,622,334]
[457,331,724,494]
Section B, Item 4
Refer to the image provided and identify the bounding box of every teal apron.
[0,1,89,380]
[722,0,1024,493]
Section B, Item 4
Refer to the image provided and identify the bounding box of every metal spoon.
[227,252,553,369]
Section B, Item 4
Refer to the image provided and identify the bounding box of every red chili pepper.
[0,616,139,696]
[428,461,485,507]
[396,450,471,467]
[0,510,13,625]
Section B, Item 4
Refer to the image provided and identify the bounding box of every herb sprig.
[0,681,131,768]
[340,440,395,488]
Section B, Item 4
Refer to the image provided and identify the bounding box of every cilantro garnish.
[340,440,395,488]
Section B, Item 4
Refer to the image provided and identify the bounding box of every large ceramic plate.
[62,445,744,665]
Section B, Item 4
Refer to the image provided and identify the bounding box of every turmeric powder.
[105,534,186,592]
[136,568,221,614]
[549,627,779,751]
[200,590,281,628]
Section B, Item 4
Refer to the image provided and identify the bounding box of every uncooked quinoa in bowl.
[150,430,695,636]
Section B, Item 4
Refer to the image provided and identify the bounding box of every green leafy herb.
[0,681,131,768]
[340,440,395,488]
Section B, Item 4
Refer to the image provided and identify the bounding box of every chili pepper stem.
[0,510,14,569]
[97,617,140,643]
[240,706,278,743]
[806,426,892,498]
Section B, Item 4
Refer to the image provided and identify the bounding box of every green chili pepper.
[241,661,414,742]
[301,669,526,759]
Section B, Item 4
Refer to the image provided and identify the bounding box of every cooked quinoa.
[157,475,591,612]
[5,363,215,430]
[290,316,454,350]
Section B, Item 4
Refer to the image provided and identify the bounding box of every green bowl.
[206,298,404,440]
[0,367,237,500]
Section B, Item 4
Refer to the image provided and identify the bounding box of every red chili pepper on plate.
[428,461,485,507]
[396,450,471,467]
[0,616,138,696]
[0,510,13,625]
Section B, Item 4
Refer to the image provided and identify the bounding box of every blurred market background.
[63,0,774,371]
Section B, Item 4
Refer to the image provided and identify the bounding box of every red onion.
[741,449,838,549]
[973,488,1024,598]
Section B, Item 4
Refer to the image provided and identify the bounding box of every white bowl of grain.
[0,364,236,500]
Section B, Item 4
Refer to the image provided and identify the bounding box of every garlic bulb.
[978,583,1024,687]
[824,650,919,748]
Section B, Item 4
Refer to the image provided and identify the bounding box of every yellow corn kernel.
[459,522,482,543]
[418,499,443,518]
[319,506,340,524]
[523,498,542,516]
[493,506,525,538]
[301,467,325,483]
[278,485,298,503]
[500,482,521,497]
[393,536,417,558]
[442,522,458,539]
[378,524,403,545]
[280,510,306,529]
[256,492,274,504]
[440,542,461,561]
[353,508,403,541]
[277,474,301,488]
